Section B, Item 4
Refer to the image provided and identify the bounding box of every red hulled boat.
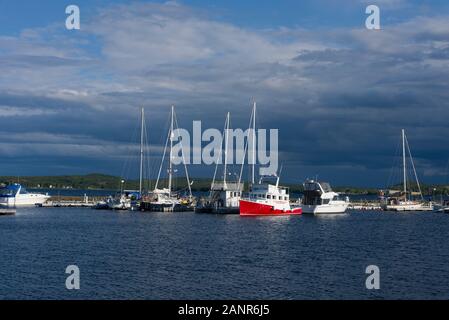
[239,176,302,216]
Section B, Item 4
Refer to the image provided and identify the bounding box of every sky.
[1,0,449,187]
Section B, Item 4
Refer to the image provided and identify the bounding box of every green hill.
[1,174,446,195]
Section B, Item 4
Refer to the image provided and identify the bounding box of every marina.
[1,103,447,216]
[0,192,441,214]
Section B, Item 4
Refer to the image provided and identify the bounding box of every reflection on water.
[312,213,350,219]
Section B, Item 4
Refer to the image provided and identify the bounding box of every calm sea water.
[1,207,449,300]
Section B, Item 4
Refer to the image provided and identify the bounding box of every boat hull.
[302,202,348,214]
[0,195,50,207]
[382,204,434,211]
[194,205,239,214]
[141,201,193,212]
[239,200,302,216]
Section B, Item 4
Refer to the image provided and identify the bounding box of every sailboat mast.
[402,129,407,200]
[251,101,256,184]
[223,112,230,188]
[139,107,144,195]
[168,105,174,196]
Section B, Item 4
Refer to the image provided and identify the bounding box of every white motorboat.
[301,179,349,214]
[0,183,50,207]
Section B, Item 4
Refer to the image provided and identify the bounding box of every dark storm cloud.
[1,2,449,186]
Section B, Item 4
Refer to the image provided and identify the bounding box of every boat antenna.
[276,164,283,188]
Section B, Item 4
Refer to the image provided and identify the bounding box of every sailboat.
[381,129,434,212]
[141,106,194,212]
[105,107,148,210]
[195,112,243,214]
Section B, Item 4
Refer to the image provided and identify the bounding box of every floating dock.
[37,201,95,208]
[348,201,382,210]
[36,195,102,208]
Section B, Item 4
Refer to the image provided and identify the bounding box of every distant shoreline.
[1,173,446,196]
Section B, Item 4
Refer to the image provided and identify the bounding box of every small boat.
[0,183,50,207]
[239,175,302,216]
[106,191,139,210]
[433,201,449,213]
[301,179,349,214]
[92,200,109,210]
[381,129,434,212]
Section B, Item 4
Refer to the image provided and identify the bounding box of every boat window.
[0,188,14,196]
[267,195,271,199]
[320,183,332,192]
[0,186,19,196]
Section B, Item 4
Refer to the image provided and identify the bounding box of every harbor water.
[1,207,449,299]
